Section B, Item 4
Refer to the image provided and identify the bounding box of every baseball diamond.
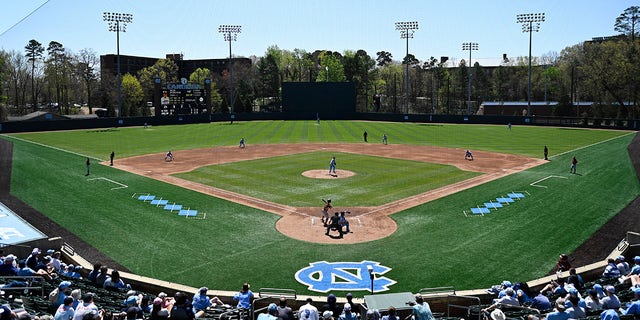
[1,121,639,295]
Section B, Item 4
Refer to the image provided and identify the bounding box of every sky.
[0,0,637,65]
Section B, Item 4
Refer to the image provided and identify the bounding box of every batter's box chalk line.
[463,190,530,217]
[530,175,568,188]
[88,177,128,190]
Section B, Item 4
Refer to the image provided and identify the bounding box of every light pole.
[395,21,418,115]
[517,12,545,117]
[103,12,133,118]
[367,265,374,294]
[462,42,478,115]
[218,25,242,116]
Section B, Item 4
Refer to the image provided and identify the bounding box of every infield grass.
[174,151,480,206]
[2,121,637,295]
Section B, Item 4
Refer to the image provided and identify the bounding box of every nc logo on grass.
[295,260,395,293]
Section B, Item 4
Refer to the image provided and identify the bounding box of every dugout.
[282,82,356,118]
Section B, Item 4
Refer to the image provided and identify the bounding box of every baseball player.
[321,199,332,226]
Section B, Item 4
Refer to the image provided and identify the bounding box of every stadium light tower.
[462,42,478,115]
[103,12,133,118]
[517,12,545,117]
[395,21,418,115]
[218,25,242,116]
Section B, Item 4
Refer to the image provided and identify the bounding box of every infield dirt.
[112,143,545,244]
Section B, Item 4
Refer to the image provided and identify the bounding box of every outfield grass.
[3,122,637,296]
[174,151,481,206]
[10,121,625,159]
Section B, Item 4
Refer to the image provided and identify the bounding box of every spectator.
[566,268,584,292]
[585,288,603,312]
[54,296,76,320]
[322,294,340,318]
[73,293,103,320]
[545,298,570,320]
[140,296,152,314]
[87,263,101,284]
[157,292,174,310]
[298,298,319,320]
[622,287,640,316]
[380,306,397,320]
[191,287,223,318]
[618,255,640,286]
[603,259,621,278]
[529,291,552,311]
[151,298,170,320]
[257,303,278,320]
[169,292,195,320]
[615,256,630,275]
[365,309,380,320]
[64,264,75,278]
[339,304,357,320]
[0,304,17,320]
[277,296,294,320]
[600,286,621,310]
[540,278,567,297]
[71,266,83,279]
[0,255,18,276]
[95,266,109,288]
[593,284,606,299]
[600,309,620,320]
[232,283,253,310]
[123,296,143,320]
[49,281,72,313]
[482,288,520,313]
[25,248,42,271]
[49,252,63,273]
[556,254,572,273]
[565,287,586,310]
[514,282,532,304]
[411,294,434,320]
[103,270,129,290]
[566,295,586,319]
[70,289,82,310]
[496,281,513,299]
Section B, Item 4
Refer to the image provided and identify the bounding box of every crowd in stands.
[0,249,639,320]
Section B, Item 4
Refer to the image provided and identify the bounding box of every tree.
[189,68,222,113]
[120,73,143,116]
[317,51,345,82]
[137,59,179,103]
[76,48,99,114]
[376,51,392,67]
[615,6,640,41]
[24,39,44,111]
[46,41,68,113]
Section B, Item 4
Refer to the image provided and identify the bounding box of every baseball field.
[2,121,637,296]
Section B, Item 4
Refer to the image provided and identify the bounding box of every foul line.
[550,131,635,159]
[530,175,568,188]
[1,135,104,161]
[87,177,128,190]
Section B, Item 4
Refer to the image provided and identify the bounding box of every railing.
[0,275,45,296]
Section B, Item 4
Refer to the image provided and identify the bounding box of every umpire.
[325,212,344,238]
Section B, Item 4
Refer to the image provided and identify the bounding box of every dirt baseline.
[112,143,545,244]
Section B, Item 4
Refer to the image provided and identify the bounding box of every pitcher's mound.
[302,169,356,179]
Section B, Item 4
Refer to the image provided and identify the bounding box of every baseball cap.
[31,248,41,255]
[616,255,625,261]
[632,287,640,295]
[268,303,278,312]
[502,280,512,287]
[59,281,72,289]
[490,309,505,320]
[199,287,208,293]
[126,296,138,306]
[153,298,162,305]
[605,285,615,293]
[343,303,351,311]
[322,311,333,319]
[634,256,640,262]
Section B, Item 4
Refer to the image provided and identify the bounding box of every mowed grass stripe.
[174,151,481,206]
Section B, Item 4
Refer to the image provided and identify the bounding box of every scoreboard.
[155,78,210,116]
